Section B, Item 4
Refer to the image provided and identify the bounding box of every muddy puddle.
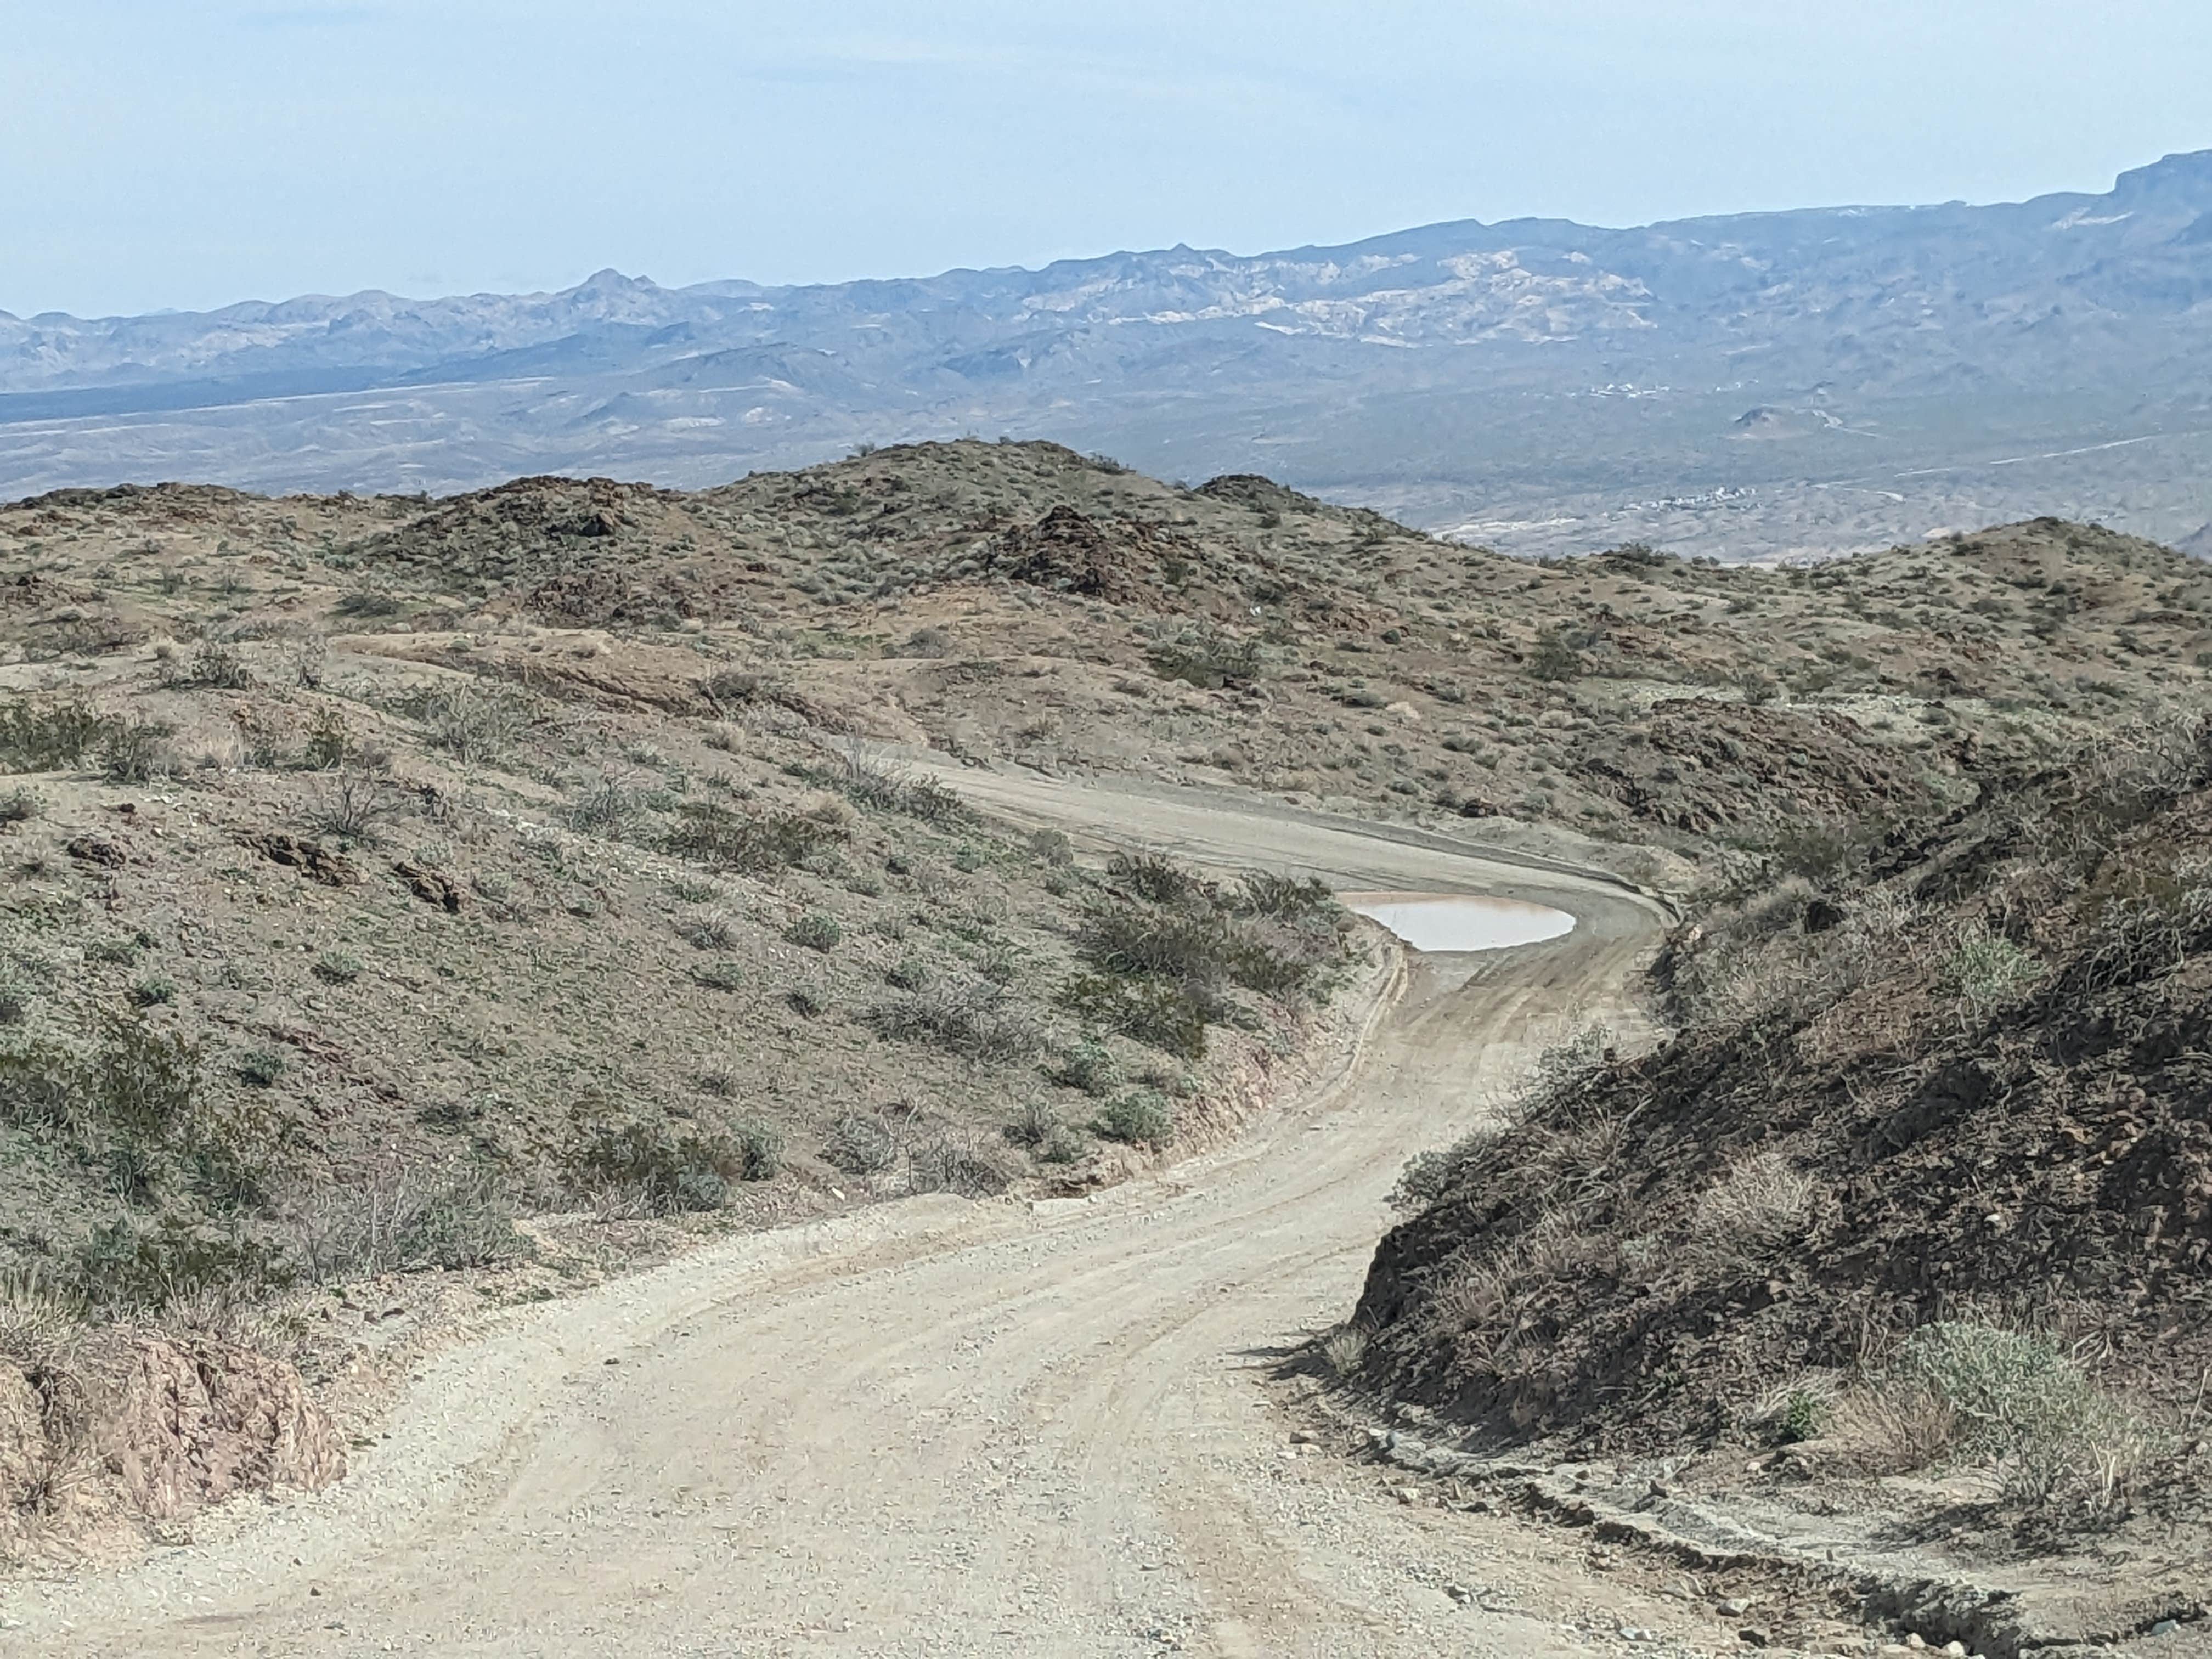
[1341,891,1576,953]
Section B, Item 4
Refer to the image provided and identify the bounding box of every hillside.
[12,154,2212,556]
[1,439,2206,1578]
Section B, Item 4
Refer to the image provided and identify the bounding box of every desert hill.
[1,440,2208,1583]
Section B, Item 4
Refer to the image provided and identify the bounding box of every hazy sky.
[8,1,2211,318]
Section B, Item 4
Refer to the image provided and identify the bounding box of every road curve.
[15,774,1668,1657]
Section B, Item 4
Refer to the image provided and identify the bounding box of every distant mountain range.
[10,150,2212,559]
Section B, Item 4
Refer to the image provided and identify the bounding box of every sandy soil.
[5,771,1746,1658]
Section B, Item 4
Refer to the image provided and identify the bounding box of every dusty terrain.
[1,771,1718,1657]
[4,443,2211,1651]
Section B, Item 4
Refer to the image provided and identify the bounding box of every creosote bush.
[665,801,845,873]
[290,1167,532,1280]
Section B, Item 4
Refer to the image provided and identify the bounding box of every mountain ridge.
[8,150,2212,559]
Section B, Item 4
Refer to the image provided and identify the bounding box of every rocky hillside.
[0,438,2204,1563]
[1346,719,2212,1633]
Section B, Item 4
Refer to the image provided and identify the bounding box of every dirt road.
[14,775,1686,1657]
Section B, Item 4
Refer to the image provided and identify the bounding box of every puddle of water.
[1341,891,1576,953]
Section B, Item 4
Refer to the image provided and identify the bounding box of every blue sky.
[7,1,2211,317]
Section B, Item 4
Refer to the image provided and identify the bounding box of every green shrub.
[690,958,744,991]
[566,778,640,837]
[312,950,364,985]
[1892,1321,2148,1509]
[1094,1088,1173,1145]
[1057,974,1211,1060]
[828,748,973,824]
[70,1216,290,1310]
[0,696,121,773]
[665,802,844,873]
[1945,928,2041,1014]
[1148,628,1265,689]
[1108,851,1209,907]
[236,1047,287,1087]
[402,681,529,764]
[561,1114,749,1214]
[128,975,177,1008]
[1005,1100,1088,1163]
[1046,1040,1119,1096]
[885,952,930,991]
[675,908,738,950]
[97,716,174,783]
[1238,871,1334,917]
[787,912,842,952]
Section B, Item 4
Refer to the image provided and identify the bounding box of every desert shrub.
[0,696,121,772]
[566,777,640,837]
[560,1115,742,1214]
[884,952,930,990]
[1526,630,1581,682]
[1689,1149,1816,1254]
[128,975,177,1008]
[785,985,830,1017]
[690,958,744,991]
[675,908,738,950]
[1237,871,1333,917]
[1147,627,1265,689]
[0,1017,266,1207]
[0,786,43,825]
[665,802,844,873]
[0,975,30,1025]
[1057,974,1211,1060]
[167,640,253,690]
[332,590,403,620]
[404,681,529,764]
[289,1167,532,1279]
[236,1047,287,1087]
[69,1217,289,1310]
[96,716,174,783]
[1108,851,1209,907]
[1028,827,1074,866]
[1944,927,2041,1015]
[1888,1322,2151,1511]
[1319,1323,1370,1379]
[312,950,364,985]
[1046,1040,1119,1096]
[828,747,972,824]
[304,770,400,845]
[301,706,353,769]
[787,912,842,952]
[1094,1088,1173,1145]
[1390,1025,1615,1211]
[823,1111,898,1175]
[866,977,1041,1061]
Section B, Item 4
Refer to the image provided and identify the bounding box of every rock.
[2151,1621,2180,1637]
[64,835,127,867]
[1906,1637,1926,1651]
[105,1333,348,1521]
[392,860,464,912]
[236,830,359,887]
[1944,1644,1967,1656]
[1740,1629,1770,1649]
[1722,1598,1753,1617]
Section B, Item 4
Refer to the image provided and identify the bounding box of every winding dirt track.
[16,773,1667,1657]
